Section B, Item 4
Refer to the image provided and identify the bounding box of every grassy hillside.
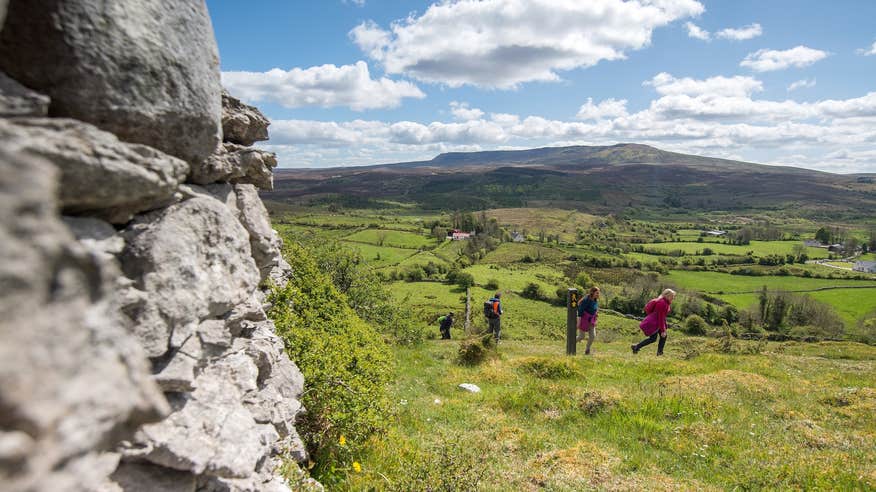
[341,338,876,491]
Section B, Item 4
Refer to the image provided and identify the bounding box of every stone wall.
[0,1,310,490]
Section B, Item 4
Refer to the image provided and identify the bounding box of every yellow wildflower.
[352,461,362,473]
[339,435,346,446]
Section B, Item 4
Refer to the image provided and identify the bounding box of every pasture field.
[343,243,417,268]
[432,239,466,263]
[481,242,567,264]
[663,270,876,294]
[485,207,596,243]
[462,264,566,294]
[640,240,830,259]
[344,229,436,249]
[340,338,876,491]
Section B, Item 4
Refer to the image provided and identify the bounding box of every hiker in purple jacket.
[576,286,600,355]
[632,288,676,356]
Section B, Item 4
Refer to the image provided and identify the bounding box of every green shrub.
[684,314,708,335]
[677,337,702,359]
[484,278,499,290]
[268,242,393,482]
[457,334,497,366]
[454,272,475,289]
[385,435,490,491]
[521,282,544,300]
[284,235,425,345]
[516,357,577,379]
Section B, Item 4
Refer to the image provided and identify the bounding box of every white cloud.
[576,98,629,120]
[740,46,829,72]
[787,78,816,92]
[450,101,485,121]
[685,22,710,41]
[644,73,762,97]
[350,0,704,88]
[857,41,876,56]
[264,73,876,173]
[715,23,762,41]
[221,61,424,111]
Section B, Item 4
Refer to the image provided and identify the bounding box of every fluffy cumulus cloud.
[685,22,762,42]
[266,71,876,173]
[450,101,485,121]
[221,61,424,111]
[740,46,829,72]
[350,0,704,88]
[787,78,816,92]
[715,23,762,40]
[685,22,710,41]
[576,98,629,120]
[857,41,876,56]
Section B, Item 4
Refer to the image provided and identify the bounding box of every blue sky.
[207,0,876,173]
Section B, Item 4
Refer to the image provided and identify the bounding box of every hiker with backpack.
[484,293,503,342]
[437,312,454,340]
[632,288,676,356]
[576,286,600,355]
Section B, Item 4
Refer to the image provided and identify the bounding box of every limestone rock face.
[120,196,260,358]
[193,143,277,190]
[235,184,283,282]
[0,118,188,224]
[222,89,270,146]
[0,0,222,165]
[0,145,168,492]
[1,3,310,490]
[131,362,278,479]
[0,70,49,116]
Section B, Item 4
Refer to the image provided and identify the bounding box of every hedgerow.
[268,242,393,484]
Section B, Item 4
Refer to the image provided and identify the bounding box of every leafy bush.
[521,282,544,300]
[684,314,708,335]
[484,278,499,290]
[286,235,425,345]
[385,435,490,491]
[516,357,577,379]
[677,337,702,359]
[268,242,394,480]
[457,334,497,366]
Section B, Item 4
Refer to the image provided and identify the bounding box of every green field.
[344,229,436,249]
[341,339,876,491]
[664,270,876,294]
[343,243,418,268]
[640,240,830,259]
[463,264,565,293]
[480,242,567,264]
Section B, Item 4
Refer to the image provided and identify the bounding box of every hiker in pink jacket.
[632,288,676,356]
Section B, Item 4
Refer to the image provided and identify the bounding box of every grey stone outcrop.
[0,70,49,116]
[0,118,188,224]
[120,196,260,357]
[0,0,222,165]
[235,184,283,282]
[0,2,311,491]
[222,89,271,146]
[194,143,278,190]
[0,146,168,492]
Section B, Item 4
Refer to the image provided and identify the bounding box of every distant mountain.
[268,144,876,218]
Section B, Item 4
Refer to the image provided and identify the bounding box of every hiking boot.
[656,352,664,356]
[584,350,591,355]
[631,344,639,354]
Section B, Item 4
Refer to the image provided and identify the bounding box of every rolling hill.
[266,144,876,217]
